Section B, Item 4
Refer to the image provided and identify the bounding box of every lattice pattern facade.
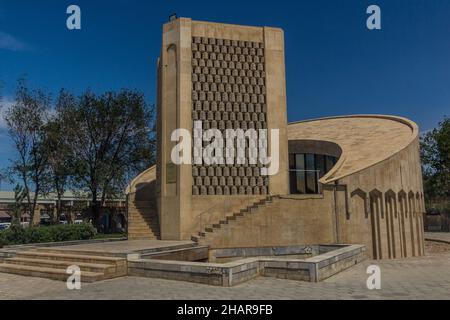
[191,36,269,196]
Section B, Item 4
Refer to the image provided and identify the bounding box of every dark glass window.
[325,155,336,173]
[305,154,317,193]
[315,154,326,178]
[295,154,306,194]
[296,154,305,170]
[305,154,315,170]
[289,152,337,194]
[289,154,296,169]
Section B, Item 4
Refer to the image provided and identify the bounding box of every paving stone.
[0,249,449,300]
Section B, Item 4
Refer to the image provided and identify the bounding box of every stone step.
[128,220,157,226]
[128,219,157,224]
[129,227,158,232]
[128,235,159,240]
[34,248,121,258]
[128,230,159,235]
[129,231,159,236]
[128,219,158,224]
[4,257,117,274]
[17,251,126,266]
[128,213,157,218]
[128,218,159,224]
[128,224,159,229]
[127,215,158,221]
[0,263,105,283]
[128,215,157,221]
[128,215,156,220]
[129,231,160,237]
[128,221,158,226]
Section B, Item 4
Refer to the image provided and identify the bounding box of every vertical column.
[178,18,193,239]
[159,18,192,240]
[263,27,289,195]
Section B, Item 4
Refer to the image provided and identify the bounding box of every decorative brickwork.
[191,36,269,195]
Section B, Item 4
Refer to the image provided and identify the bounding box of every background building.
[0,191,126,230]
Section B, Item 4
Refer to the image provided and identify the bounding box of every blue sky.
[0,0,449,190]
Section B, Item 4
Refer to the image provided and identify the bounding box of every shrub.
[0,223,97,247]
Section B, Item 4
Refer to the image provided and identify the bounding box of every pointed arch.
[369,188,384,259]
[370,189,384,218]
[407,191,417,256]
[384,189,398,258]
[351,188,369,218]
[397,190,408,257]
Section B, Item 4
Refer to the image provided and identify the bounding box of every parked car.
[0,223,11,231]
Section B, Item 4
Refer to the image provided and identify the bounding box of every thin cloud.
[0,31,28,51]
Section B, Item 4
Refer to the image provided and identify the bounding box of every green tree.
[42,90,74,222]
[3,79,51,225]
[420,116,450,203]
[58,89,155,229]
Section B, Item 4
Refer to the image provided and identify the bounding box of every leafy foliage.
[3,79,51,224]
[0,223,97,247]
[57,89,155,227]
[1,79,155,229]
[420,116,450,203]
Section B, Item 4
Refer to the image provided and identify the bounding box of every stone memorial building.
[126,17,425,259]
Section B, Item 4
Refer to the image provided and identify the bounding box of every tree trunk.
[22,173,32,227]
[30,185,40,227]
[92,190,102,232]
[56,194,63,223]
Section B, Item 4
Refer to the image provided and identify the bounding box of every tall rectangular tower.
[156,18,288,240]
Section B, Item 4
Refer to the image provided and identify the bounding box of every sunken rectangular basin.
[128,244,366,287]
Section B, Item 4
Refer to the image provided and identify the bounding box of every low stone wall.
[128,258,261,286]
[128,244,366,286]
[142,246,209,261]
[208,245,317,263]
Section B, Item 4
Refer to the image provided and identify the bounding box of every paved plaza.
[0,236,449,300]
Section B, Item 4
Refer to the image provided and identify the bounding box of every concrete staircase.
[128,200,160,240]
[191,195,280,244]
[0,248,127,282]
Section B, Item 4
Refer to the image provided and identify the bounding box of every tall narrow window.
[305,154,317,193]
[315,154,326,178]
[295,154,306,194]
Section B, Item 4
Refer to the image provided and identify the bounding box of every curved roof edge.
[287,114,419,184]
[125,165,156,195]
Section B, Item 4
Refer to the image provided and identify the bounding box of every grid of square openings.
[191,36,269,196]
